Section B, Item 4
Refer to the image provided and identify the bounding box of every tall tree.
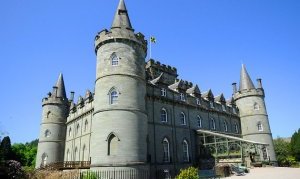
[0,136,13,160]
[291,129,300,161]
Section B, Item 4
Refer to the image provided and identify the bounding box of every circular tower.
[35,74,69,168]
[90,0,149,173]
[234,65,277,163]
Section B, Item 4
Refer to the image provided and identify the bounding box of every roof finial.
[111,0,133,30]
[239,64,255,91]
[55,73,67,99]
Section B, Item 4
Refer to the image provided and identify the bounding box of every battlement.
[69,90,94,113]
[234,88,264,100]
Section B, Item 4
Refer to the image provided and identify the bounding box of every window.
[257,122,263,131]
[210,101,214,108]
[180,112,186,125]
[41,153,48,166]
[84,120,88,132]
[223,121,228,132]
[110,90,118,105]
[66,149,70,161]
[44,129,51,137]
[76,124,80,135]
[69,127,72,137]
[111,53,119,66]
[183,140,189,162]
[161,108,168,123]
[74,147,78,161]
[46,111,51,118]
[234,123,239,133]
[196,98,201,105]
[180,93,185,101]
[211,118,216,130]
[197,116,202,128]
[108,133,119,156]
[222,105,226,111]
[254,103,260,110]
[82,145,86,161]
[161,88,166,97]
[163,138,170,162]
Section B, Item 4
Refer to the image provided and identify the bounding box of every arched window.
[45,129,51,137]
[183,140,189,162]
[76,124,80,135]
[234,123,239,133]
[74,147,78,161]
[109,89,118,105]
[257,122,263,131]
[66,149,70,161]
[197,116,202,128]
[161,108,168,123]
[108,133,119,156]
[111,53,119,66]
[163,138,170,162]
[180,112,186,125]
[82,145,86,161]
[223,120,228,132]
[254,103,260,110]
[84,120,88,132]
[46,111,51,118]
[68,127,72,137]
[41,153,48,166]
[211,118,216,130]
[196,98,201,105]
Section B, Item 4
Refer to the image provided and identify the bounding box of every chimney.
[232,82,237,93]
[70,91,75,101]
[52,86,58,97]
[257,78,263,89]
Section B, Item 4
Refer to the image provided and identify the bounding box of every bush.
[176,166,199,179]
[5,160,25,179]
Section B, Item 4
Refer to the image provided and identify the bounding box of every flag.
[150,36,156,43]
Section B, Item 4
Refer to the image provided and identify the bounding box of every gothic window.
[222,105,226,111]
[84,120,88,132]
[211,118,216,130]
[161,108,168,123]
[223,120,228,132]
[163,138,170,162]
[196,98,201,105]
[66,149,70,161]
[210,101,214,108]
[161,88,166,97]
[234,123,239,133]
[68,127,72,137]
[74,147,78,161]
[180,112,186,125]
[41,153,48,166]
[254,103,260,111]
[109,89,118,105]
[108,133,119,156]
[82,145,86,161]
[111,53,119,66]
[180,93,186,101]
[197,116,202,128]
[76,123,80,135]
[183,140,189,162]
[44,129,51,138]
[46,111,51,118]
[257,122,263,131]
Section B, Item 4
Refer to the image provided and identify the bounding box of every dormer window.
[161,88,166,97]
[111,53,119,66]
[180,93,185,101]
[222,105,226,111]
[196,98,201,105]
[210,101,214,108]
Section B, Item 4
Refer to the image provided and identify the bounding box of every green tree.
[11,139,38,168]
[291,129,300,161]
[176,166,199,179]
[273,137,295,166]
[0,136,13,160]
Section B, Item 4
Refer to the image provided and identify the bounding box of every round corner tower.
[35,74,69,168]
[90,0,149,173]
[233,64,277,163]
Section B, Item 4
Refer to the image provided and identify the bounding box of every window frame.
[161,108,168,123]
[111,53,119,66]
[161,88,167,97]
[183,140,189,162]
[109,89,118,105]
[180,112,186,125]
[197,115,202,128]
[163,138,170,162]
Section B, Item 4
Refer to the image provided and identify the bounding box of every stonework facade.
[36,0,276,178]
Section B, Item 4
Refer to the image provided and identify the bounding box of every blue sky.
[0,0,299,143]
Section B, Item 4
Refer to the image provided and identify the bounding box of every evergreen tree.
[291,129,300,161]
[0,136,13,160]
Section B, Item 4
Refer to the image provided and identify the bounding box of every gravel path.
[227,167,300,179]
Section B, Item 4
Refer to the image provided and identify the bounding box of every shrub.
[176,166,199,179]
[5,160,25,179]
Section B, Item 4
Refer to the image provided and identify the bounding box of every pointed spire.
[239,64,255,91]
[111,0,133,30]
[55,73,67,99]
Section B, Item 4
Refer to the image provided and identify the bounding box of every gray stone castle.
[36,0,276,178]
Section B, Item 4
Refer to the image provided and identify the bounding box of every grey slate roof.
[150,72,164,85]
[215,93,226,103]
[201,89,214,99]
[55,73,67,99]
[111,0,133,30]
[239,64,255,91]
[186,85,201,95]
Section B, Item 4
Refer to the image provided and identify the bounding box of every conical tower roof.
[55,73,67,99]
[239,64,255,91]
[111,0,133,30]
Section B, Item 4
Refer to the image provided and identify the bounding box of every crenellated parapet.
[234,88,264,100]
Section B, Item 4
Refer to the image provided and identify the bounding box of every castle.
[35,0,276,178]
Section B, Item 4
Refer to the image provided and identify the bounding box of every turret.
[233,65,277,164]
[90,0,149,175]
[35,73,69,168]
